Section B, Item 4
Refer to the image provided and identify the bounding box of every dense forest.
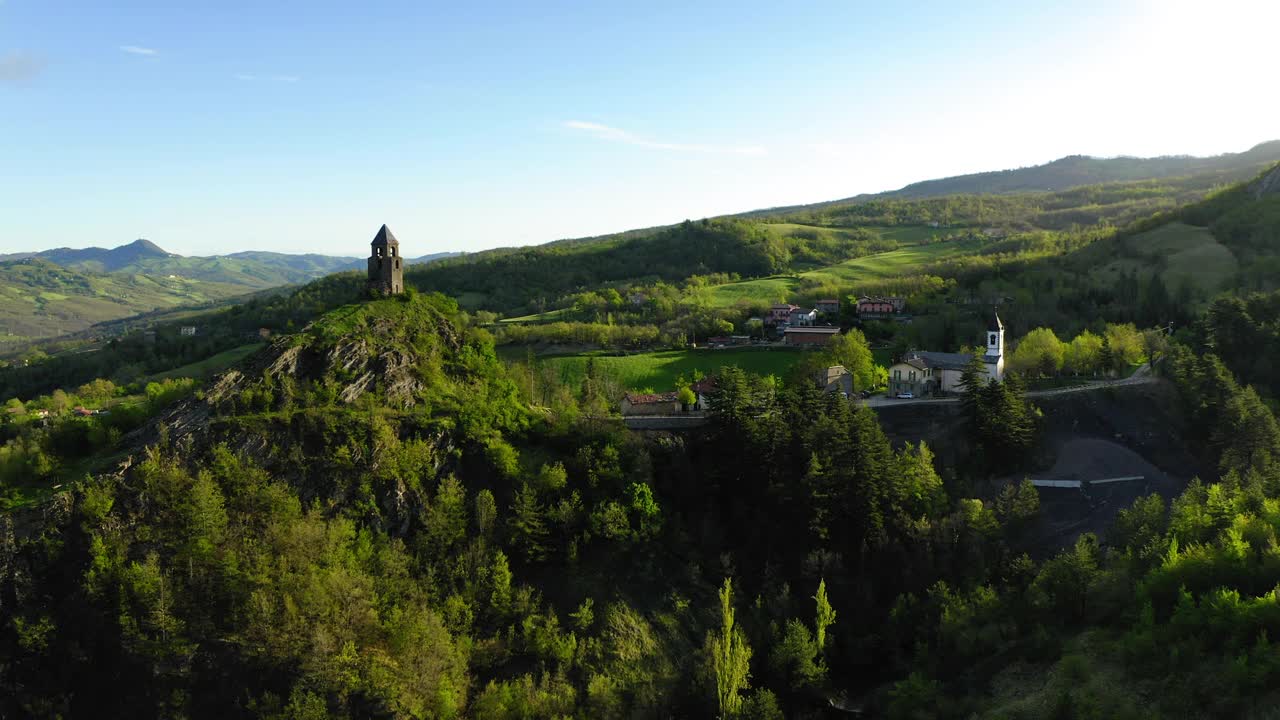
[3,279,1280,717]
[3,153,1280,717]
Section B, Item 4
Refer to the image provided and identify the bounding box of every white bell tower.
[984,309,1005,381]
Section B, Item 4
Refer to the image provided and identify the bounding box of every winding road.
[862,364,1157,408]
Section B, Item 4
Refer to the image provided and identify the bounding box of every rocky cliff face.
[1252,163,1280,199]
[114,296,471,534]
[134,301,461,450]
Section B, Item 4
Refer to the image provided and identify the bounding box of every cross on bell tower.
[367,224,403,295]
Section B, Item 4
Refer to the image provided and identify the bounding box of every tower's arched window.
[989,333,997,345]
[391,247,396,257]
[376,247,383,258]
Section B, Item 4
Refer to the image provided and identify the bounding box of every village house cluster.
[767,299,842,346]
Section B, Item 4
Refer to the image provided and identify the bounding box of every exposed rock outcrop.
[1252,163,1280,199]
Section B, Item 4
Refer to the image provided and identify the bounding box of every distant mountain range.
[734,140,1280,218]
[0,240,458,287]
[0,241,459,341]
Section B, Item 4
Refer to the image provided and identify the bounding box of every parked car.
[896,391,915,399]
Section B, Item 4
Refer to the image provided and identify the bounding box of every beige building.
[886,310,1005,397]
[815,366,854,395]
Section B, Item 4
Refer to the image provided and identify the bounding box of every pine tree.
[1099,336,1116,377]
[508,483,549,562]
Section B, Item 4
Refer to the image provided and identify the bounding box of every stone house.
[815,365,853,395]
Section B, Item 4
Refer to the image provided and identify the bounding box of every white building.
[886,310,1004,397]
[788,308,818,327]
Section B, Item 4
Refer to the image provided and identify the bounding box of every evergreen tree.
[508,483,549,562]
[705,578,752,718]
[1099,335,1116,376]
[814,579,836,656]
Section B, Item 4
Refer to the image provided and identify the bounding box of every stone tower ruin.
[368,224,403,295]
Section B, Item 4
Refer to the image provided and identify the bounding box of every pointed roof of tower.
[371,224,399,246]
[987,308,1004,332]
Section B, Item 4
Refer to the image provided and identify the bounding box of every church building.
[886,310,1005,397]
[368,224,404,295]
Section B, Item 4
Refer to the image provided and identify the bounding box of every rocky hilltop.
[1252,162,1280,198]
[114,292,517,534]
[137,295,463,448]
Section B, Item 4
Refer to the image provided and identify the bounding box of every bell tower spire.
[367,224,403,294]
[984,307,1005,381]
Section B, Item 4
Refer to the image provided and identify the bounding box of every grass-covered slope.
[0,258,253,341]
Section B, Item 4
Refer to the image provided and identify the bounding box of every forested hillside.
[8,271,1280,717]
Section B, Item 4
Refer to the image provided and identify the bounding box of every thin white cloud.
[120,45,157,56]
[272,75,299,83]
[235,73,256,81]
[0,50,45,84]
[564,120,766,156]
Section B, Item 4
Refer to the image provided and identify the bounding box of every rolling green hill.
[1082,222,1237,297]
[0,240,461,343]
[0,258,253,341]
[32,238,175,271]
[736,140,1280,216]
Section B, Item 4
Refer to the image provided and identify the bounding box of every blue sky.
[1,0,1276,257]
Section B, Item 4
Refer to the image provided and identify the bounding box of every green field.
[0,259,254,341]
[146,342,266,381]
[494,224,964,321]
[760,222,949,246]
[706,236,987,307]
[531,347,809,391]
[502,308,571,324]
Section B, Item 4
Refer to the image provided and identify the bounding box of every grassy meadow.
[146,342,267,382]
[530,347,810,392]
[0,261,253,340]
[705,235,986,308]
